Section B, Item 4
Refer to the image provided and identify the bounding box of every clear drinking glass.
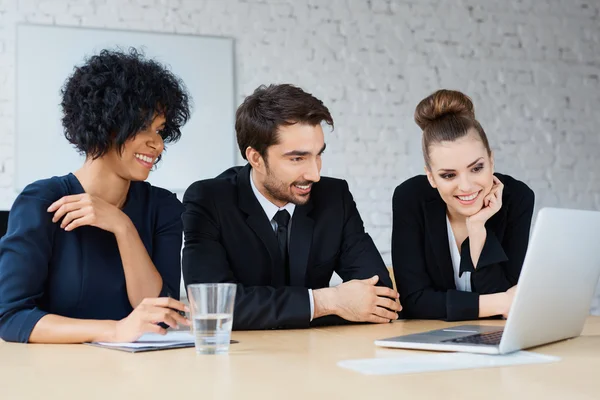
[187,283,236,354]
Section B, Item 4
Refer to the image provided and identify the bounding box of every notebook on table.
[88,330,196,353]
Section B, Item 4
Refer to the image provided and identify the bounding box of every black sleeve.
[310,180,394,326]
[334,180,393,288]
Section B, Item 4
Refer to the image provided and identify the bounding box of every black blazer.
[391,173,534,321]
[182,164,392,330]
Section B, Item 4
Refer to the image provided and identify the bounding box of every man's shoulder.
[184,166,244,200]
[312,176,349,194]
[309,176,352,206]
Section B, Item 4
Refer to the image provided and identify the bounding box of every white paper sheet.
[94,330,195,349]
[337,351,560,375]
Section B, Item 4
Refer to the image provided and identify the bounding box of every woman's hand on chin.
[466,175,504,230]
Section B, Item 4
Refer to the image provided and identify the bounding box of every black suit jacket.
[182,164,392,330]
[391,173,534,321]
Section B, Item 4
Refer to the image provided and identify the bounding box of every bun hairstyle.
[414,89,491,168]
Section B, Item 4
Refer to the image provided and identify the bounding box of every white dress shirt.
[250,170,315,321]
[446,214,472,292]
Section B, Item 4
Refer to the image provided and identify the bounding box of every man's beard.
[263,166,312,206]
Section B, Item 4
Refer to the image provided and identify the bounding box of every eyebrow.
[283,143,327,157]
[437,157,484,173]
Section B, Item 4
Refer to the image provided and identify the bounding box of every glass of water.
[187,283,236,354]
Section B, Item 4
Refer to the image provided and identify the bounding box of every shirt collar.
[250,168,296,222]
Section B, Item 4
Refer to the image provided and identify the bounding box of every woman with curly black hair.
[0,48,192,343]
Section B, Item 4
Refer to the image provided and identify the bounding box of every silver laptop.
[375,207,600,355]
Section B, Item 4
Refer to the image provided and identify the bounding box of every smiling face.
[103,114,166,182]
[249,122,325,207]
[425,129,495,218]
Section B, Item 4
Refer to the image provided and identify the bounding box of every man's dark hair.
[60,48,191,159]
[235,84,333,160]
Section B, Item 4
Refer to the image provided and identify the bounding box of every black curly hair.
[60,48,191,160]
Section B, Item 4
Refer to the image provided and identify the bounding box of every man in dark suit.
[182,84,401,330]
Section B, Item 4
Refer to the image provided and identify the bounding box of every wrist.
[494,292,510,316]
[312,287,338,319]
[501,291,512,315]
[92,320,118,342]
[113,215,135,237]
[479,292,510,318]
[466,220,486,236]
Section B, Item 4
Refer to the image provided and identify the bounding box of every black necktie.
[273,210,291,285]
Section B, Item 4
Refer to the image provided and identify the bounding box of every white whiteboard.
[16,24,236,193]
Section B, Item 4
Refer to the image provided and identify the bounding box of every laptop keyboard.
[443,330,504,345]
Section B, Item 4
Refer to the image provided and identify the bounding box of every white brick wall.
[1,0,599,310]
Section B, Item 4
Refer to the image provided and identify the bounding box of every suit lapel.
[423,198,456,289]
[289,201,314,287]
[237,165,285,286]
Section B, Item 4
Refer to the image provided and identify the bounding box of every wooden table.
[2,317,600,399]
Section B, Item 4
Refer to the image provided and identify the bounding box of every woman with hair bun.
[392,89,534,321]
[0,49,192,343]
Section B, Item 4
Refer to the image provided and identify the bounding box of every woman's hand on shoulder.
[466,175,504,230]
[47,193,130,234]
[111,297,191,343]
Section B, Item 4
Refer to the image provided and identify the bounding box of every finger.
[64,214,94,231]
[496,183,504,201]
[489,195,501,211]
[60,208,88,229]
[376,296,402,312]
[492,179,504,195]
[484,193,494,207]
[372,306,399,320]
[362,275,379,285]
[367,314,392,324]
[374,286,399,299]
[144,308,179,328]
[157,309,190,327]
[160,314,179,329]
[47,194,86,212]
[146,297,190,312]
[52,202,84,223]
[144,323,168,335]
[169,310,191,326]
